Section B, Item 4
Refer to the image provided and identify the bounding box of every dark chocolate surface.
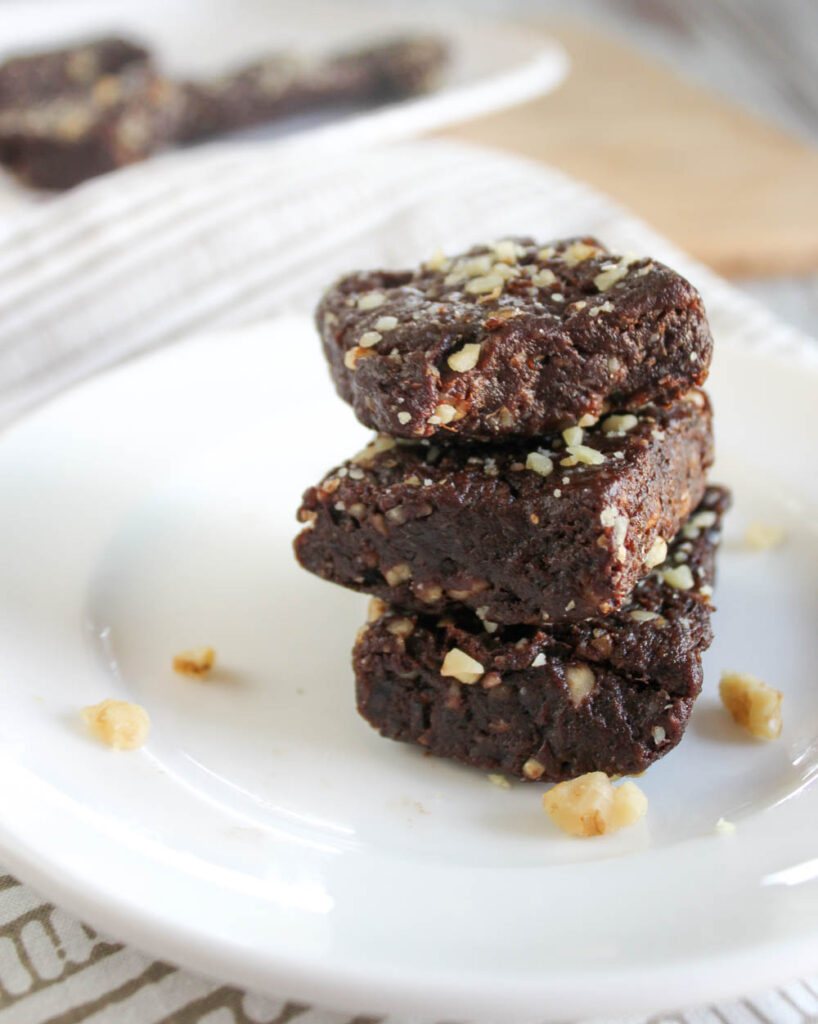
[295,392,713,625]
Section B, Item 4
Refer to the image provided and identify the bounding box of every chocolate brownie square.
[0,37,150,109]
[317,236,712,440]
[176,35,448,142]
[0,66,182,190]
[295,391,713,626]
[353,486,730,782]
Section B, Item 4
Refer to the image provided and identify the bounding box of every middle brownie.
[295,390,713,625]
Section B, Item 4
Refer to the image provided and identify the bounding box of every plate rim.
[0,318,817,1020]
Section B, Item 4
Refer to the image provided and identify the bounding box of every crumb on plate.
[715,817,736,836]
[744,520,786,551]
[719,670,782,739]
[542,771,647,837]
[173,646,216,677]
[81,698,150,750]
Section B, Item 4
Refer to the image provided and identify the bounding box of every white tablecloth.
[0,138,815,1024]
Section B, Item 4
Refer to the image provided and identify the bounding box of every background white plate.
[0,0,567,214]
[0,314,816,1022]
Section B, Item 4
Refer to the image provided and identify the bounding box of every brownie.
[0,66,183,190]
[295,391,713,626]
[354,486,730,782]
[175,35,448,142]
[0,37,150,109]
[317,236,713,440]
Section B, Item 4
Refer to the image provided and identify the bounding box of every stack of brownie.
[295,237,730,782]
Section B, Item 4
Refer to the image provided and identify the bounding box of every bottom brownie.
[354,486,730,782]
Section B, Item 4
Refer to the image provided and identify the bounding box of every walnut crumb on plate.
[719,671,782,739]
[744,520,786,551]
[173,646,216,677]
[542,771,647,837]
[81,698,150,750]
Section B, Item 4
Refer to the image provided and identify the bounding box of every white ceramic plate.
[0,0,567,214]
[0,316,816,1023]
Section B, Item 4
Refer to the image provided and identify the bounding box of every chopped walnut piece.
[593,254,637,292]
[629,609,661,623]
[744,521,786,551]
[525,451,553,477]
[643,536,668,570]
[447,343,482,372]
[522,758,546,780]
[542,772,647,837]
[173,647,216,677]
[417,581,443,603]
[562,241,602,265]
[602,413,638,434]
[426,246,448,271]
[384,563,412,586]
[562,425,583,446]
[386,617,415,638]
[358,330,382,348]
[351,435,396,465]
[440,647,484,684]
[357,291,386,310]
[493,239,523,264]
[428,403,457,425]
[531,268,557,287]
[488,773,512,789]
[566,444,606,466]
[367,597,388,622]
[81,699,150,750]
[661,564,694,590]
[465,272,504,295]
[565,664,595,707]
[344,346,371,370]
[689,510,717,530]
[719,671,782,739]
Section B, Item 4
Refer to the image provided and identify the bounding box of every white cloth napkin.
[0,137,816,1024]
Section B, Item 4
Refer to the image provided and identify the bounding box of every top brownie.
[317,236,712,440]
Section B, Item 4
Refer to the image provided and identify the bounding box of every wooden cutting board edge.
[437,21,818,280]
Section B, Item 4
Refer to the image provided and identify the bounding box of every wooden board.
[439,23,818,279]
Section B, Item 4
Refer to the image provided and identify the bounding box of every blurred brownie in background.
[175,36,448,141]
[0,37,150,109]
[0,32,448,189]
[0,65,182,190]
